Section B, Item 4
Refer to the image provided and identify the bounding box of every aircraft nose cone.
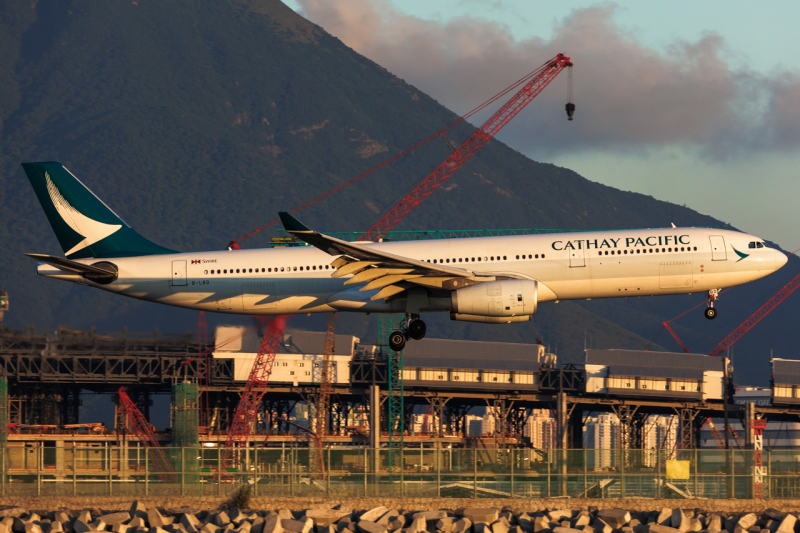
[776,250,789,270]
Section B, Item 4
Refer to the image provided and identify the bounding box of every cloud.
[296,0,800,159]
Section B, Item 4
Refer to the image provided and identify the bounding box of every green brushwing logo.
[731,246,749,262]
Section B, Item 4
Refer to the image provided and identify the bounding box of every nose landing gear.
[388,315,427,352]
[705,289,720,320]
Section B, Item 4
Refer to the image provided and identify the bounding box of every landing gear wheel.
[408,319,427,340]
[705,307,718,320]
[389,330,407,351]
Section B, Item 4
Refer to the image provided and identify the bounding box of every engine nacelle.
[451,279,538,317]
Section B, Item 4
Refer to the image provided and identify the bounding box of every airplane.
[22,161,788,351]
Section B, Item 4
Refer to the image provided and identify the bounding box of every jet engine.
[450,280,537,322]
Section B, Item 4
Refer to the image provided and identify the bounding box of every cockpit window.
[749,242,756,249]
[750,242,765,249]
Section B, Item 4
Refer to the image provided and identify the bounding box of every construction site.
[4,54,800,502]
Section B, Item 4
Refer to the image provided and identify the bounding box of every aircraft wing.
[279,212,524,300]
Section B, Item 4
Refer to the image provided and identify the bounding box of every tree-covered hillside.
[0,0,796,384]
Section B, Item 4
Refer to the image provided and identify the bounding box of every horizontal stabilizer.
[25,253,118,284]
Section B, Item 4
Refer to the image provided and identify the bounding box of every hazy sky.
[285,0,800,250]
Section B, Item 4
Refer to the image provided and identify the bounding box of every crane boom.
[709,270,800,357]
[360,54,573,242]
[218,315,287,478]
[704,418,727,449]
[662,322,690,353]
[117,387,178,484]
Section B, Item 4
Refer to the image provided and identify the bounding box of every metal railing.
[1,446,797,498]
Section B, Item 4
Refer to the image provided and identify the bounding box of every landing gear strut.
[388,315,427,351]
[705,289,720,320]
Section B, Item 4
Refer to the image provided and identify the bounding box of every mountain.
[1,0,797,385]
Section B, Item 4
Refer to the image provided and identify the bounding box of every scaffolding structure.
[171,382,200,448]
[378,314,404,472]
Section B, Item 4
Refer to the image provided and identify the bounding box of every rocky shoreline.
[0,502,798,533]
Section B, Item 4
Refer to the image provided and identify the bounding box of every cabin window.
[535,254,538,258]
[503,255,507,260]
[490,256,494,261]
[446,259,450,263]
[516,255,519,260]
[598,252,602,256]
[459,258,463,262]
[293,267,297,271]
[693,247,697,251]
[636,249,640,254]
[280,267,284,272]
[433,259,437,264]
[624,250,628,254]
[541,254,545,258]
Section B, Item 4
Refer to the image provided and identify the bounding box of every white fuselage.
[39,227,786,316]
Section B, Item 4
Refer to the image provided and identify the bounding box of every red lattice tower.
[360,54,573,242]
[218,315,287,478]
[117,387,178,484]
[315,313,337,439]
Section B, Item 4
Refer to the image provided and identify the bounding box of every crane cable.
[228,64,555,249]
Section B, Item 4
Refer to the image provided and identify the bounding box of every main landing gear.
[705,289,720,320]
[388,315,427,352]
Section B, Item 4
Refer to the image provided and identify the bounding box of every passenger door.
[709,235,727,261]
[171,260,187,286]
[569,246,586,267]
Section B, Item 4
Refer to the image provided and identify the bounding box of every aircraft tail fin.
[21,162,177,259]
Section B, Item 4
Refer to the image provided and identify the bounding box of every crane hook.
[565,65,575,121]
